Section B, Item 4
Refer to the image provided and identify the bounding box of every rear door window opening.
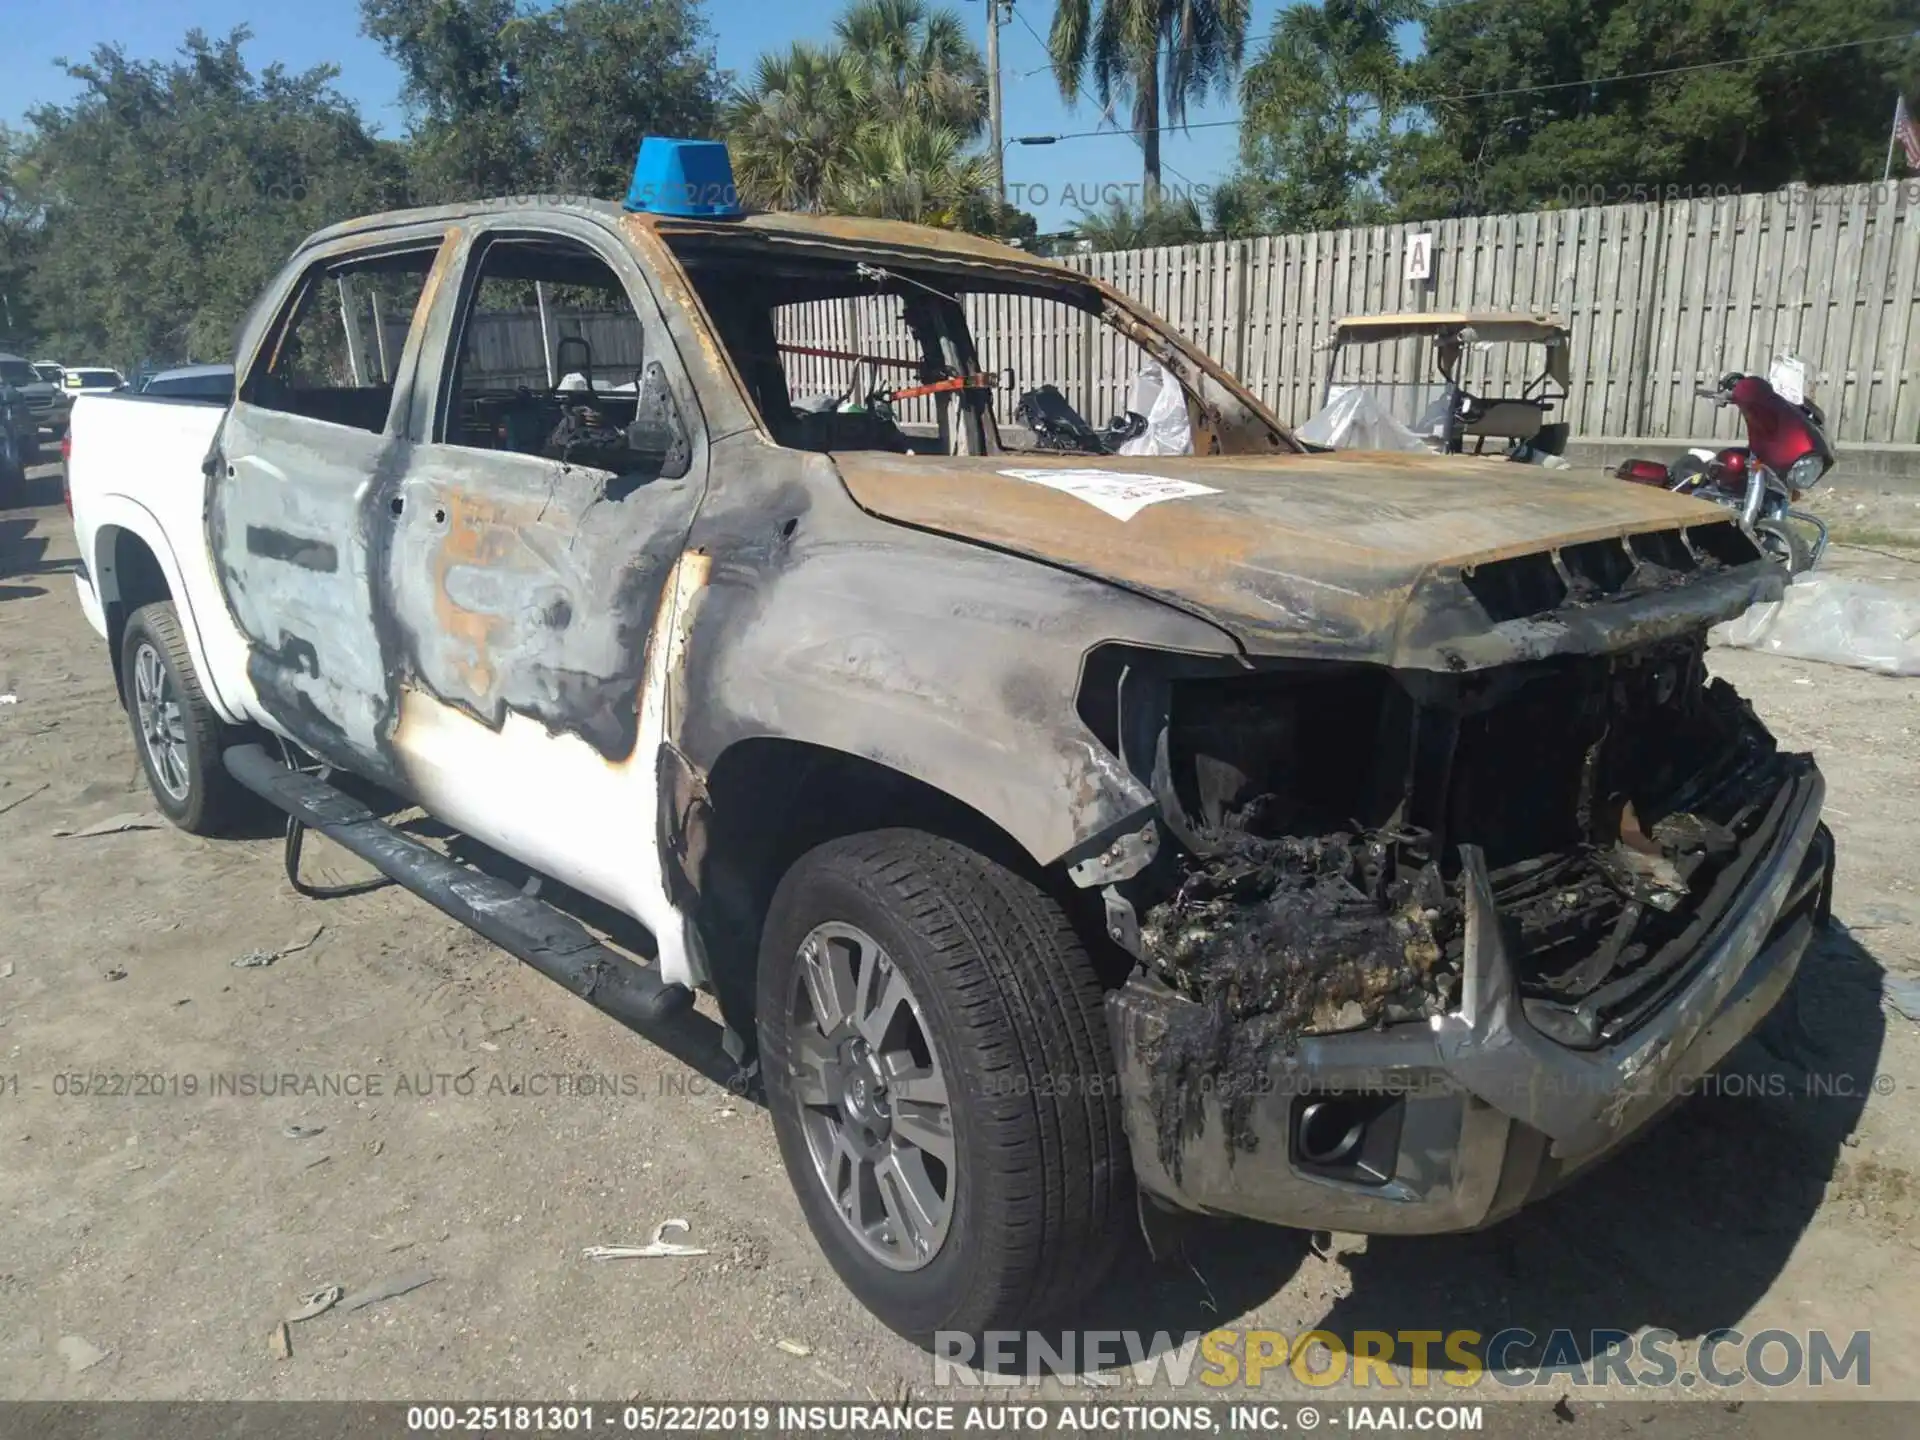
[242,245,440,435]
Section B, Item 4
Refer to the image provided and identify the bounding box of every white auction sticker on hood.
[996,467,1220,522]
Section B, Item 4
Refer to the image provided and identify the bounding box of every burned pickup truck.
[64,140,1829,1343]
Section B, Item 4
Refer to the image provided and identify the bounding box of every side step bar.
[224,743,698,1037]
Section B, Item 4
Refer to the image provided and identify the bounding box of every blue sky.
[0,0,1293,229]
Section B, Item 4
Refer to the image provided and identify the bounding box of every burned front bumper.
[1107,763,1829,1234]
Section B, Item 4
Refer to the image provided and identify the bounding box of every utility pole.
[986,0,1005,208]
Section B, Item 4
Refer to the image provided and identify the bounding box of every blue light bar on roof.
[623,138,744,218]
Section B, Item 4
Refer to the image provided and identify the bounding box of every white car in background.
[63,366,128,397]
[138,363,235,402]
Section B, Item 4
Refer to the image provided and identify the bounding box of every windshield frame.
[652,223,1301,460]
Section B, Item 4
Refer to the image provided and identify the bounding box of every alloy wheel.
[784,922,956,1271]
[132,641,190,801]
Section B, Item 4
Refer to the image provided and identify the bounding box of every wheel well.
[100,526,173,695]
[691,738,1121,1032]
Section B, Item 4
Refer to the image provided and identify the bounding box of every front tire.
[1752,517,1813,574]
[757,830,1131,1342]
[120,601,250,835]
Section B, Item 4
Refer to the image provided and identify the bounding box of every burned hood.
[831,450,1784,670]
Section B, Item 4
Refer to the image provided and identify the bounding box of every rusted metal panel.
[827,450,1757,667]
[669,441,1240,868]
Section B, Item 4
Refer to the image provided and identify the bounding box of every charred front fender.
[670,442,1242,875]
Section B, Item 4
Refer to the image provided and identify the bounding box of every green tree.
[726,42,873,211]
[1220,0,1421,235]
[22,28,404,368]
[725,0,995,227]
[1046,0,1251,198]
[0,126,43,353]
[361,0,722,201]
[1070,193,1206,251]
[1389,0,1920,218]
[834,115,995,226]
[835,0,986,134]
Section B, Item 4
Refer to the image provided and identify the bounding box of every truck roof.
[300,197,1061,274]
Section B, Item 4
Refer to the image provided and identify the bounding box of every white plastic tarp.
[1711,572,1920,676]
[1115,364,1193,456]
[1297,385,1433,453]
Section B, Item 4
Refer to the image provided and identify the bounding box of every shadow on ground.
[0,503,80,604]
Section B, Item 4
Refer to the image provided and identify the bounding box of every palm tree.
[1070,193,1205,252]
[724,42,871,212]
[1228,0,1418,233]
[1048,0,1250,199]
[834,0,987,137]
[725,0,994,225]
[832,115,994,226]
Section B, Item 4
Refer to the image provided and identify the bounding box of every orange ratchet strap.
[774,343,921,372]
[887,374,999,402]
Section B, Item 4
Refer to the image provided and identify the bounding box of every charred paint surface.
[668,437,1242,869]
[244,526,338,572]
[210,405,418,791]
[831,451,1782,669]
[383,468,696,764]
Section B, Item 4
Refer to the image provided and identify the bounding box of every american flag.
[1897,95,1920,173]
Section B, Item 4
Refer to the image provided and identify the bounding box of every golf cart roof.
[1332,312,1570,345]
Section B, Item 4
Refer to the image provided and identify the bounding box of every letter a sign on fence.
[1405,232,1434,284]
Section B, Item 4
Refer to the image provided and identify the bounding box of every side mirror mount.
[627,361,691,480]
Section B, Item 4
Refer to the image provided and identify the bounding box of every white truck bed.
[66,392,257,723]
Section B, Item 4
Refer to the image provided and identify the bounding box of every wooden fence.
[366,301,645,393]
[774,181,1920,446]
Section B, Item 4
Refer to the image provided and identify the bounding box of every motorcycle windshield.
[1732,378,1830,473]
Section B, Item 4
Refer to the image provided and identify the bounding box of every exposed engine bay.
[1116,636,1804,1159]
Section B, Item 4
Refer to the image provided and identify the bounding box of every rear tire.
[120,601,251,835]
[757,829,1131,1343]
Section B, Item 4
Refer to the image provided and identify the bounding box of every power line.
[999,0,1201,189]
[1021,29,1920,145]
[1009,0,1051,57]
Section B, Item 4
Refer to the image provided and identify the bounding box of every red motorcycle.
[1615,372,1833,573]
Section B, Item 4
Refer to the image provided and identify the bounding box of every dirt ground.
[3,460,1919,1425]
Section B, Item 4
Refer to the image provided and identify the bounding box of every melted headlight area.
[1106,637,1797,1054]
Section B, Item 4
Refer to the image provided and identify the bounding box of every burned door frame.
[379,212,717,988]
[210,224,460,784]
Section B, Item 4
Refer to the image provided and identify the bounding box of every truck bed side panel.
[65,392,256,722]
